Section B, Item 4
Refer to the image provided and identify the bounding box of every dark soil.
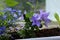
[34,28,60,37]
[10,28,60,40]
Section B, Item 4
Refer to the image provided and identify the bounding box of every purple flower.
[39,10,49,19]
[31,10,51,27]
[31,15,41,27]
[33,13,41,20]
[39,10,51,27]
[44,19,51,27]
[0,26,6,35]
[18,15,24,20]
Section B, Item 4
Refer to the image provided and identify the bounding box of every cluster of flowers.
[0,26,6,34]
[31,10,51,27]
[0,8,51,35]
[0,8,22,35]
[2,8,22,21]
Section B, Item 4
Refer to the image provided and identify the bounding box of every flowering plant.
[0,0,51,39]
[17,10,51,38]
[0,8,22,34]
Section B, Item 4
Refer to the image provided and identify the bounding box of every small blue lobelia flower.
[3,8,13,13]
[17,10,21,13]
[0,26,6,35]
[5,8,16,12]
[17,10,21,16]
[12,19,16,23]
[4,8,17,14]
[3,8,21,16]
[3,8,12,12]
[11,9,16,14]
[13,14,18,19]
[3,15,7,20]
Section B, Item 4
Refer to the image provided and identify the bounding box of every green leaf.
[0,0,6,10]
[54,13,60,25]
[0,4,4,10]
[0,12,4,16]
[26,2,34,8]
[25,11,34,18]
[5,0,19,7]
[54,13,59,21]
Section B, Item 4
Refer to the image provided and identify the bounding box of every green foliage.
[54,13,59,21]
[0,20,8,26]
[0,36,10,40]
[0,4,5,10]
[0,0,44,38]
[26,2,34,9]
[17,14,39,38]
[0,12,14,26]
[0,0,6,10]
[26,11,34,18]
[5,0,19,7]
[17,29,36,38]
[0,12,4,16]
[54,13,60,25]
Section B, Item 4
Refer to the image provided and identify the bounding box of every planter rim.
[16,36,60,40]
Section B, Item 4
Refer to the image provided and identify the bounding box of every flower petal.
[36,21,41,27]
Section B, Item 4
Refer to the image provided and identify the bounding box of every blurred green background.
[0,0,45,11]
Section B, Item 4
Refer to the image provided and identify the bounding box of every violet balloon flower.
[31,10,51,27]
[31,13,41,27]
[39,10,51,27]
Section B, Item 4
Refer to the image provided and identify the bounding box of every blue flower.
[2,15,7,20]
[6,8,12,11]
[13,14,18,19]
[3,8,12,12]
[4,8,17,14]
[17,10,21,13]
[17,10,21,16]
[0,26,6,35]
[11,9,17,14]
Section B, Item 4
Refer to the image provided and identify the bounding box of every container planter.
[10,28,60,40]
[16,36,60,40]
[1,0,60,40]
[9,21,60,40]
